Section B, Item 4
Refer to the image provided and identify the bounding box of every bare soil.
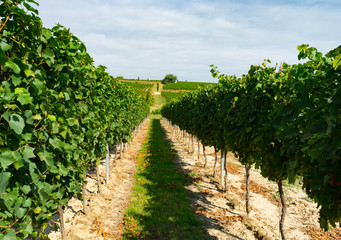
[47,119,150,240]
[161,119,341,240]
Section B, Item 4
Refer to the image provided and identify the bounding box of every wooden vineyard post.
[220,152,224,186]
[197,139,200,161]
[224,152,228,192]
[213,147,218,177]
[82,173,88,215]
[245,163,251,216]
[278,180,287,240]
[114,144,117,166]
[203,145,207,168]
[187,133,189,148]
[120,138,123,159]
[96,163,101,193]
[191,135,194,153]
[106,143,110,185]
[58,205,66,240]
[188,133,190,150]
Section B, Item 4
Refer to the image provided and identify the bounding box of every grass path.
[150,93,166,112]
[122,118,208,240]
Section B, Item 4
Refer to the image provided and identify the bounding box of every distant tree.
[157,82,160,91]
[162,74,177,84]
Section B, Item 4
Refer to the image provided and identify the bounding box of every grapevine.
[0,1,149,238]
[161,45,341,237]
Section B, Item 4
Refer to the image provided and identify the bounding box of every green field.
[123,82,154,92]
[162,81,216,90]
[117,77,161,82]
[161,91,186,103]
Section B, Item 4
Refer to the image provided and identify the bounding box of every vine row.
[0,0,149,238]
[161,44,341,238]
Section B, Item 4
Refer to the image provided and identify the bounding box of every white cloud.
[36,0,341,82]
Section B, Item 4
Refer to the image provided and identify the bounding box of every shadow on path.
[123,118,219,240]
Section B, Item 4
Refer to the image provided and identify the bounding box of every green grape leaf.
[11,75,22,86]
[27,0,39,6]
[0,39,12,51]
[22,185,31,194]
[49,138,66,150]
[52,122,59,134]
[33,114,42,120]
[0,151,16,170]
[59,130,68,139]
[32,79,44,94]
[22,146,35,159]
[23,65,32,77]
[5,113,25,134]
[42,28,53,40]
[22,133,32,141]
[60,73,69,83]
[14,88,26,95]
[55,64,67,72]
[23,2,39,14]
[5,58,21,74]
[42,48,55,63]
[17,93,33,105]
[66,118,78,126]
[0,171,11,195]
[333,54,341,70]
[38,189,50,201]
[15,206,26,219]
[3,229,16,240]
[38,151,54,167]
[64,92,70,101]
[24,110,34,125]
[48,114,57,122]
[22,197,32,207]
[24,224,33,235]
[13,157,24,170]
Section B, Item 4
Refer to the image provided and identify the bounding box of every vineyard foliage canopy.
[162,44,341,230]
[0,0,149,238]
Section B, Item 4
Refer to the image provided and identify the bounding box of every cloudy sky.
[36,0,340,82]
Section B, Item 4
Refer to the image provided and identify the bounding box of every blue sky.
[36,0,340,82]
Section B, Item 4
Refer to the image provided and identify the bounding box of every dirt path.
[161,119,341,240]
[47,119,150,240]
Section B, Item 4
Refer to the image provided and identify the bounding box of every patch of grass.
[196,182,203,191]
[150,94,166,113]
[189,170,199,178]
[154,94,166,106]
[122,119,208,240]
[151,109,161,114]
[162,81,215,90]
[161,91,186,103]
